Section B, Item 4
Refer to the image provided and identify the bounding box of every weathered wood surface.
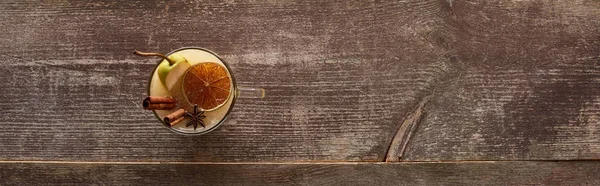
[0,0,446,161]
[402,0,600,161]
[2,161,599,186]
[1,0,599,164]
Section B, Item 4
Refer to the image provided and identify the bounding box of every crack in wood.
[385,95,432,162]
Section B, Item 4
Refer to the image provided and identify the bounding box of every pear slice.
[165,61,191,91]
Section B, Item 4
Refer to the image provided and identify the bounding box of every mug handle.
[236,87,265,98]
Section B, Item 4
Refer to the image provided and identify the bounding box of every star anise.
[185,104,206,130]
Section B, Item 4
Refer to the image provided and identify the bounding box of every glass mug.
[143,47,264,135]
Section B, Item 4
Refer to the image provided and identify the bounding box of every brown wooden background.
[1,0,599,185]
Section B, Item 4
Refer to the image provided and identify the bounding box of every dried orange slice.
[182,62,232,111]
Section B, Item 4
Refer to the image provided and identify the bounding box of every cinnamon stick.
[145,96,175,103]
[168,116,185,127]
[164,109,186,126]
[143,96,176,110]
[144,103,176,110]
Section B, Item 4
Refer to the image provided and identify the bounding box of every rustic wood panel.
[0,0,453,161]
[401,0,600,160]
[1,161,599,185]
[3,0,599,163]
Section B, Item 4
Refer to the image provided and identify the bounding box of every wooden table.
[2,0,599,185]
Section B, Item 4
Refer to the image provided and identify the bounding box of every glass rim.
[146,47,238,136]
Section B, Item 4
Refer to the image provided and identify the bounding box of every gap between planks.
[2,160,597,165]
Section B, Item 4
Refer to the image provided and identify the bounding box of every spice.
[164,109,186,126]
[185,104,206,130]
[143,96,176,110]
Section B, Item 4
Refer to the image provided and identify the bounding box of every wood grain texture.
[402,0,600,160]
[1,161,600,186]
[2,0,599,163]
[0,0,453,161]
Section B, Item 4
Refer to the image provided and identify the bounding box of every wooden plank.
[0,60,429,162]
[1,161,599,185]
[0,1,453,161]
[401,0,600,160]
